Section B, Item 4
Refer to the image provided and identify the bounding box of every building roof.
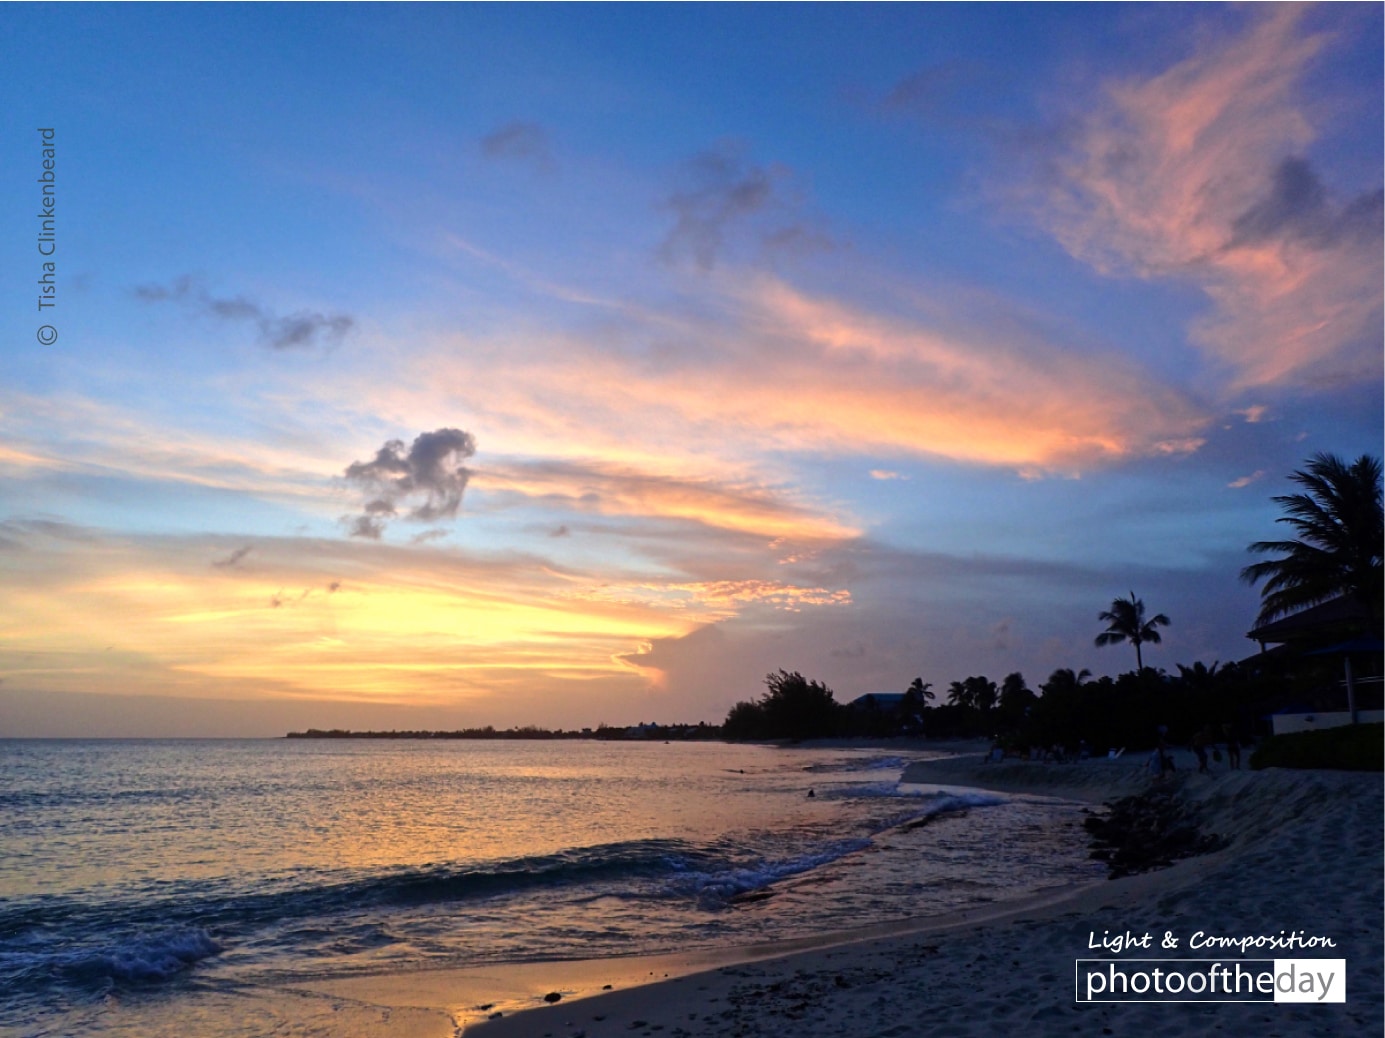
[847,692,906,709]
[1246,595,1375,645]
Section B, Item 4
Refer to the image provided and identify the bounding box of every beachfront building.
[1243,596,1384,734]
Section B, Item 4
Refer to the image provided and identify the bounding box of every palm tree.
[905,677,934,703]
[1241,452,1383,625]
[1094,592,1169,671]
[946,679,974,710]
[1042,667,1091,694]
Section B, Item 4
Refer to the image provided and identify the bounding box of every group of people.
[984,738,1093,763]
[1153,724,1242,777]
[1191,724,1241,772]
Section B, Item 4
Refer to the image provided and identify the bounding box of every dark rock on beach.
[1083,785,1228,878]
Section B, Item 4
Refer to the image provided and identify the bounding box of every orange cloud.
[0,522,849,709]
[475,459,858,542]
[566,578,851,618]
[354,270,1208,483]
[1041,5,1382,391]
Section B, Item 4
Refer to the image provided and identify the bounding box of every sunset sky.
[1,5,1380,736]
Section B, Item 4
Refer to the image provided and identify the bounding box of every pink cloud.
[1041,5,1382,392]
[361,272,1208,483]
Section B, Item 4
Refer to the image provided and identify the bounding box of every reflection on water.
[0,739,1101,1036]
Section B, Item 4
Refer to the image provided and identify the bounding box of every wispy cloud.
[1227,470,1265,489]
[477,458,858,543]
[565,578,851,616]
[481,121,555,171]
[134,276,355,351]
[1036,6,1382,391]
[877,60,992,128]
[355,269,1209,479]
[660,143,832,270]
[212,545,253,568]
[0,389,344,501]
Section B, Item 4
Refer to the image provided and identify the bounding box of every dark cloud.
[343,428,477,538]
[269,587,316,608]
[206,296,262,322]
[347,515,386,540]
[481,121,554,170]
[131,276,354,351]
[1230,157,1384,250]
[263,312,355,351]
[212,545,253,568]
[550,524,571,538]
[660,144,831,270]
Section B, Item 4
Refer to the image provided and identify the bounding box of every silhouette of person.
[1223,726,1241,770]
[1156,726,1175,778]
[1192,726,1211,774]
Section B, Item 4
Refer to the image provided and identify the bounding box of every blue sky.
[1,4,1380,735]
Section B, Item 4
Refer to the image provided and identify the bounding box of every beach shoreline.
[445,757,1381,1038]
[279,751,1383,1038]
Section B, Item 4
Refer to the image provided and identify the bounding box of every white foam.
[667,839,874,904]
[72,928,222,983]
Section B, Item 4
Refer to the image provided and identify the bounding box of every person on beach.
[1223,725,1241,769]
[1192,726,1211,774]
[1155,726,1175,779]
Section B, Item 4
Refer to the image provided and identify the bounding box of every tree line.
[723,452,1383,752]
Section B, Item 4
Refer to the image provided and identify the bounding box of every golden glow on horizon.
[0,532,843,705]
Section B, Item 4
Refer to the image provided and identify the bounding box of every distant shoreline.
[283,725,723,741]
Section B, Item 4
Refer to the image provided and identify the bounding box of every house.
[1244,596,1383,734]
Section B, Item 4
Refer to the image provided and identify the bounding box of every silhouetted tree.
[905,677,935,703]
[948,675,997,714]
[997,671,1035,731]
[723,699,769,740]
[1043,668,1091,695]
[1241,452,1383,625]
[946,679,974,710]
[898,678,933,735]
[1176,661,1220,691]
[721,670,843,740]
[1095,592,1170,671]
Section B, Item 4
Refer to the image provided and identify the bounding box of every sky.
[0,4,1380,736]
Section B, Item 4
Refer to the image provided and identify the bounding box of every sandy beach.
[417,753,1385,1038]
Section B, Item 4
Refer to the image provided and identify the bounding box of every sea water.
[0,739,1100,1036]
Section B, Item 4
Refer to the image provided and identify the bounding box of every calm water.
[0,739,1100,1036]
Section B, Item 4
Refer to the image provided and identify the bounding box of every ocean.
[0,739,1101,1036]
